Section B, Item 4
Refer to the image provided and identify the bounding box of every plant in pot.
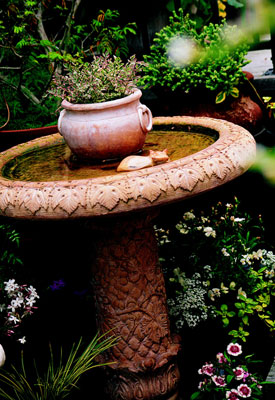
[139,8,264,133]
[47,54,152,161]
[0,2,137,150]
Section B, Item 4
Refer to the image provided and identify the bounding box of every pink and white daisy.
[238,384,252,398]
[227,343,242,356]
[198,362,214,376]
[226,389,239,399]
[216,352,227,364]
[198,381,207,389]
[212,375,226,387]
[233,367,246,380]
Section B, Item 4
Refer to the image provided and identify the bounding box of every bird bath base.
[0,116,256,399]
[89,213,180,400]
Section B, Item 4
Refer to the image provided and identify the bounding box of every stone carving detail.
[89,214,180,400]
[90,216,180,373]
[105,359,180,400]
[0,116,256,220]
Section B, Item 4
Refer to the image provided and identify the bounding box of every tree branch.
[59,0,83,54]
[0,73,42,106]
[35,2,52,54]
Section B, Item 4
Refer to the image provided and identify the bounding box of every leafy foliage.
[166,0,218,28]
[0,2,137,128]
[0,332,117,399]
[48,54,144,104]
[156,198,275,341]
[140,9,250,103]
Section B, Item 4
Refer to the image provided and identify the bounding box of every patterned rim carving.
[0,116,256,220]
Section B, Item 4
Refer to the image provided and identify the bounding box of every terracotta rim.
[61,88,142,111]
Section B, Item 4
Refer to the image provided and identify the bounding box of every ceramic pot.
[58,89,152,161]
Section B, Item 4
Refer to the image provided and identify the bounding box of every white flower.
[0,344,6,367]
[203,227,216,238]
[4,279,19,293]
[183,211,196,220]
[212,288,221,297]
[252,249,263,260]
[18,336,26,344]
[221,283,229,294]
[25,297,36,307]
[222,248,230,257]
[167,35,198,66]
[234,217,245,222]
[8,314,20,324]
[28,286,39,298]
[10,297,24,309]
[237,287,247,299]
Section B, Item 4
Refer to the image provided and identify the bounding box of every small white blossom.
[4,279,19,293]
[183,211,196,220]
[221,248,230,257]
[221,283,229,294]
[8,314,20,324]
[237,287,247,299]
[18,336,26,344]
[203,227,216,238]
[25,297,36,307]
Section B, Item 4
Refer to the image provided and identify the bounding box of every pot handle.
[58,109,66,134]
[138,104,153,133]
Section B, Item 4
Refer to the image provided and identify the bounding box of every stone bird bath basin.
[0,116,256,400]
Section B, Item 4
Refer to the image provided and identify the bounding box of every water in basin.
[3,126,217,182]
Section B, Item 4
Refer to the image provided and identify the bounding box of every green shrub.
[140,9,250,103]
[155,198,275,342]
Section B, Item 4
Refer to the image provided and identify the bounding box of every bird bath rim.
[0,116,256,220]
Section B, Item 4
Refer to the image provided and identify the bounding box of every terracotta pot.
[58,89,153,161]
[0,125,58,152]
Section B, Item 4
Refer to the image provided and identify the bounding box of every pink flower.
[198,381,206,389]
[212,375,226,387]
[233,367,245,380]
[226,389,239,399]
[217,352,227,363]
[238,384,252,398]
[227,343,242,356]
[198,362,214,376]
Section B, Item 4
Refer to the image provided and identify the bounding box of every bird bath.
[0,116,256,400]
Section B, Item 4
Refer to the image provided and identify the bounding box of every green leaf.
[221,304,228,311]
[228,0,244,8]
[215,91,226,104]
[40,39,54,48]
[226,374,234,384]
[222,317,229,326]
[190,391,201,400]
[230,87,240,98]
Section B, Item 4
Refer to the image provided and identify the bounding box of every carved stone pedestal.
[90,213,181,400]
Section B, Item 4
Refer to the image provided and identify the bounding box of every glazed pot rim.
[61,88,142,111]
